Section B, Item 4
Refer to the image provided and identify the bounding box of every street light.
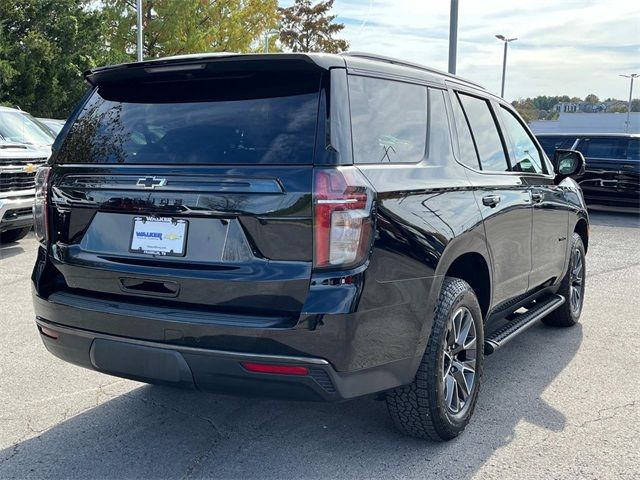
[136,0,143,62]
[263,29,279,53]
[495,35,517,98]
[448,0,459,74]
[620,73,638,133]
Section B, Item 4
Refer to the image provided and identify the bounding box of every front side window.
[499,106,545,174]
[457,93,509,172]
[349,76,427,164]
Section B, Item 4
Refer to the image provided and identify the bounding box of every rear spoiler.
[84,53,346,87]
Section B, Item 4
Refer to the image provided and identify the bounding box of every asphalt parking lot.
[0,211,638,479]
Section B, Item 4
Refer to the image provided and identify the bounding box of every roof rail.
[340,52,485,89]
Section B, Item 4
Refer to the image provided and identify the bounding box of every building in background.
[530,112,640,134]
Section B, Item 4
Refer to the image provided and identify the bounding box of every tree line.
[512,94,640,123]
[0,0,348,118]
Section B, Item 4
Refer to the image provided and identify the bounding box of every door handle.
[531,192,543,203]
[621,165,634,170]
[482,194,501,207]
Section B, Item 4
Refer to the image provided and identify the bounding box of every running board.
[484,294,565,355]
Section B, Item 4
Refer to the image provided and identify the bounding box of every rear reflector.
[241,362,309,376]
[39,326,59,339]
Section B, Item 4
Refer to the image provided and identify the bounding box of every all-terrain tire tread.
[386,277,481,441]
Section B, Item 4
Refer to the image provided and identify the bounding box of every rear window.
[56,72,320,164]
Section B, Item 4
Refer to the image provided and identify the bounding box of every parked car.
[0,106,54,148]
[32,53,589,441]
[536,133,639,210]
[0,107,53,243]
[37,118,66,136]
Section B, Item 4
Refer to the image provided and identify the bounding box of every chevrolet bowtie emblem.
[23,163,37,174]
[136,177,167,189]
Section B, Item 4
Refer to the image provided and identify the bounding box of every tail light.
[33,166,51,244]
[313,167,374,270]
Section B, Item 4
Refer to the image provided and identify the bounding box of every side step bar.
[484,294,565,355]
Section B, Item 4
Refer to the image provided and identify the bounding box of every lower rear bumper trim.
[35,318,419,402]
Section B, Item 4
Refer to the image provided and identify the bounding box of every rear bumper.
[35,316,419,401]
[0,193,33,232]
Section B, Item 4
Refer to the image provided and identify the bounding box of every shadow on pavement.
[0,243,25,261]
[0,322,582,479]
[588,210,639,228]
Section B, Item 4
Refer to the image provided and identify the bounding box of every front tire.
[542,232,586,327]
[386,277,484,441]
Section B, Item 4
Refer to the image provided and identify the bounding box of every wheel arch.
[433,235,493,321]
[573,217,589,252]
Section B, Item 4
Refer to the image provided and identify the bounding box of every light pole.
[136,0,143,61]
[448,0,459,74]
[620,73,638,133]
[495,35,517,98]
[263,29,279,53]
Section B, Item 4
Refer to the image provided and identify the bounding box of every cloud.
[324,0,640,100]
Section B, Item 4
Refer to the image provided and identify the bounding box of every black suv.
[32,53,589,441]
[537,133,639,210]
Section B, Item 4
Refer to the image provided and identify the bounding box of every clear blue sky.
[281,0,640,101]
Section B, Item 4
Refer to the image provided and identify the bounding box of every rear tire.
[0,226,31,244]
[542,232,586,327]
[386,277,483,441]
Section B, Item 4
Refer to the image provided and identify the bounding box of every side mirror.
[553,149,585,180]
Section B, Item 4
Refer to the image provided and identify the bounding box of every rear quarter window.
[349,75,428,164]
[55,72,321,165]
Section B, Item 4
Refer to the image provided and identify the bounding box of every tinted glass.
[499,106,545,174]
[349,76,427,163]
[458,93,509,172]
[428,89,454,165]
[56,72,320,164]
[450,91,480,169]
[0,111,54,146]
[628,139,639,161]
[537,135,576,157]
[577,137,627,159]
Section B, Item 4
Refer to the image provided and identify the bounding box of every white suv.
[0,106,53,243]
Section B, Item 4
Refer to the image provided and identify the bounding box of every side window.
[628,139,639,161]
[427,88,454,164]
[457,93,509,172]
[449,91,480,169]
[537,136,577,158]
[349,75,428,164]
[577,137,628,159]
[499,106,545,174]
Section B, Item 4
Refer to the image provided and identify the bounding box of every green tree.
[512,98,539,123]
[585,93,599,104]
[608,104,628,113]
[279,0,348,53]
[631,98,640,112]
[0,0,111,117]
[102,0,279,60]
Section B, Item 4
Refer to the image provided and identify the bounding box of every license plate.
[130,217,188,257]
